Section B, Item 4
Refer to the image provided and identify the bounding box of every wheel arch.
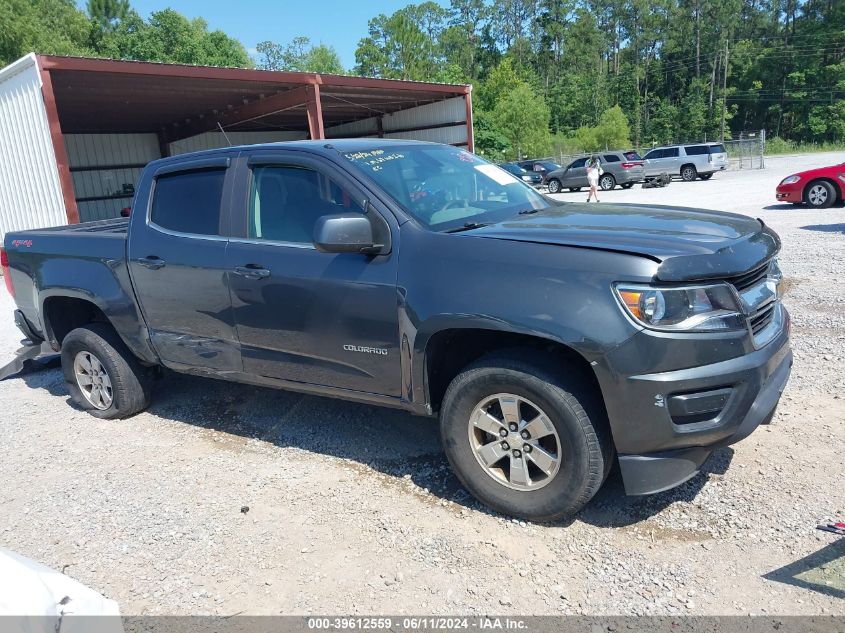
[422,327,607,420]
[805,177,842,202]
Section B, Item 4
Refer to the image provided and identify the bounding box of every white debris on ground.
[0,152,842,616]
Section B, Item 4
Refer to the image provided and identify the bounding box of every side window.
[603,154,621,163]
[151,169,226,236]
[684,145,707,156]
[665,147,680,158]
[644,149,662,160]
[569,158,588,168]
[249,165,364,244]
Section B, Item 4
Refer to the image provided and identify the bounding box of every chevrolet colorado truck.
[2,140,792,521]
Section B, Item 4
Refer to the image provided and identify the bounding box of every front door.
[225,152,401,396]
[562,157,588,187]
[127,155,240,372]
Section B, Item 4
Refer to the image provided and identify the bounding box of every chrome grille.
[750,302,776,334]
[725,262,769,292]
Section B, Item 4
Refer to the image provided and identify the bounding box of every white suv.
[643,142,728,181]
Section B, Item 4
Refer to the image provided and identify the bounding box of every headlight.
[521,175,533,182]
[780,175,801,185]
[614,283,745,332]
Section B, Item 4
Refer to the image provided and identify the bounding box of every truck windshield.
[342,145,549,231]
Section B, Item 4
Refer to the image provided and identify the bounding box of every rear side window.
[151,169,225,235]
[602,154,621,163]
[710,144,726,153]
[684,145,708,155]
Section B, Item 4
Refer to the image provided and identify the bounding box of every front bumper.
[776,185,803,203]
[597,308,792,495]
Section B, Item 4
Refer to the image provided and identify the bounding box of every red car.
[776,162,845,208]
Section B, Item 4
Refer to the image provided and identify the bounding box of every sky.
[113,0,449,69]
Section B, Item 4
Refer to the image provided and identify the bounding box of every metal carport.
[0,54,473,236]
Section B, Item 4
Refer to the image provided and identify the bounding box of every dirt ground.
[0,152,843,616]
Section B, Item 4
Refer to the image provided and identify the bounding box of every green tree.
[87,0,129,33]
[97,8,251,67]
[0,0,93,65]
[492,82,551,158]
[257,37,343,73]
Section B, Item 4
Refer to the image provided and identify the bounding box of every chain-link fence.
[543,130,767,171]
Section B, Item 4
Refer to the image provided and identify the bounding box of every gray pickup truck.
[2,140,791,521]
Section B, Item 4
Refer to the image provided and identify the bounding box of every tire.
[61,323,152,419]
[547,179,562,194]
[681,164,698,181]
[699,173,713,180]
[620,182,634,189]
[804,180,836,208]
[599,174,616,191]
[568,187,581,192]
[439,352,611,522]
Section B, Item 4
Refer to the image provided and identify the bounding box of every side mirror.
[313,214,382,255]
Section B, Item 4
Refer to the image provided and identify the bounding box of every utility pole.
[720,38,729,141]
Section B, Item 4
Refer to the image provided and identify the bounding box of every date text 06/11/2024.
[306,617,529,630]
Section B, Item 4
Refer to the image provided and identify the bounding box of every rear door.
[663,147,681,174]
[127,154,240,372]
[225,150,402,396]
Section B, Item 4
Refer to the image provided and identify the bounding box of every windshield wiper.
[518,208,539,215]
[443,222,490,234]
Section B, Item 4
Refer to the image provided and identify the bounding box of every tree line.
[2,0,842,160]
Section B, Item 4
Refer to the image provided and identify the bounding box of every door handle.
[137,256,166,270]
[233,265,271,280]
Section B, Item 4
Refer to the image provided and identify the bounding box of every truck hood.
[472,202,780,281]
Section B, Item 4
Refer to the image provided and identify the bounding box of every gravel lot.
[0,152,843,616]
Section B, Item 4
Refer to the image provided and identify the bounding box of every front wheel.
[681,164,698,181]
[599,174,616,191]
[439,353,611,521]
[804,180,836,208]
[547,179,562,194]
[61,323,152,419]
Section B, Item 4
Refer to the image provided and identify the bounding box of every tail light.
[621,162,643,169]
[1,247,14,298]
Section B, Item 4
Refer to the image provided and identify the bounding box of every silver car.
[545,151,645,193]
[643,142,728,181]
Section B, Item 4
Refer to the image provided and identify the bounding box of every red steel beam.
[165,85,311,142]
[306,84,325,140]
[38,63,80,224]
[465,88,475,153]
[37,55,470,94]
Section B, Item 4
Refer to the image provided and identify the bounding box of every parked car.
[2,140,791,522]
[545,151,645,193]
[643,143,728,181]
[775,162,845,208]
[498,162,543,187]
[517,159,561,181]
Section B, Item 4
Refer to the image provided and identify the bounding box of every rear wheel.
[599,174,616,191]
[804,180,836,208]
[61,323,152,419]
[547,179,562,194]
[699,173,713,180]
[681,164,698,181]
[439,352,611,521]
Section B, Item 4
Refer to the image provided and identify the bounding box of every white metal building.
[0,53,474,240]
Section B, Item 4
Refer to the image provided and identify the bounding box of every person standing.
[585,156,601,202]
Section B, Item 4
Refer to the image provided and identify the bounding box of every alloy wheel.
[468,393,562,491]
[73,351,114,410]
